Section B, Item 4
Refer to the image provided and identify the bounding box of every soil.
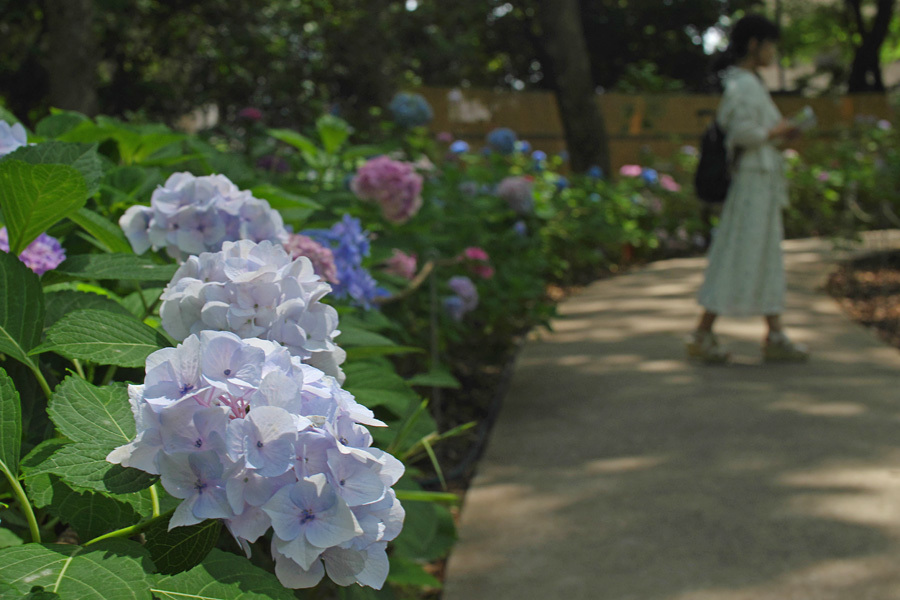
[826,249,900,351]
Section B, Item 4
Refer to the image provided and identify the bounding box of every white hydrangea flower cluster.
[159,240,346,383]
[119,172,289,259]
[108,330,405,589]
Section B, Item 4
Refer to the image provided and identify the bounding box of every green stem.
[0,465,41,544]
[71,359,86,379]
[100,365,118,387]
[28,361,52,401]
[149,484,161,518]
[84,507,175,547]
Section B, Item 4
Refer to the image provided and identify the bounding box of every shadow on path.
[443,238,900,600]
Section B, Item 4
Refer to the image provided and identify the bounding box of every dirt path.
[443,236,900,600]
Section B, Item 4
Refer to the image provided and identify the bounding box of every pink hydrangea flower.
[659,174,681,192]
[351,156,424,224]
[619,164,642,177]
[496,176,533,215]
[283,233,340,284]
[436,131,454,144]
[460,246,494,279]
[817,171,831,183]
[238,107,263,121]
[383,249,417,280]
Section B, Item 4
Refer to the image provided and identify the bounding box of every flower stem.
[28,361,52,401]
[72,359,86,379]
[83,507,175,547]
[149,484,161,518]
[0,463,41,544]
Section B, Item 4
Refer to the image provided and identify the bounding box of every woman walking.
[687,14,809,363]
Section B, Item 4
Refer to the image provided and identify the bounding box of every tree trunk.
[534,0,610,174]
[45,0,98,115]
[846,0,894,92]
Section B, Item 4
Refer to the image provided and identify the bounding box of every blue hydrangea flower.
[108,330,405,590]
[449,140,470,154]
[0,121,27,156]
[641,168,659,185]
[531,150,548,162]
[304,215,388,310]
[388,92,434,128]
[159,240,345,382]
[513,221,528,237]
[486,128,517,155]
[587,165,604,179]
[515,140,532,154]
[555,176,569,190]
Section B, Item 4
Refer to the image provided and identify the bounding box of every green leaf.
[3,141,103,197]
[268,128,320,156]
[152,548,297,599]
[0,160,87,254]
[23,442,156,495]
[390,494,456,563]
[144,519,221,575]
[316,115,353,154]
[0,527,23,549]
[343,362,419,415]
[121,288,164,319]
[24,474,143,541]
[250,184,321,223]
[345,346,424,360]
[53,253,177,282]
[44,290,132,330]
[48,377,134,446]
[0,540,155,600]
[0,251,45,366]
[68,208,132,253]
[22,587,63,599]
[337,327,397,348]
[33,309,168,368]
[386,556,442,587]
[406,367,461,389]
[36,110,90,139]
[0,368,22,479]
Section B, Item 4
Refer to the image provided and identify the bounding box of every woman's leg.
[764,314,782,339]
[697,310,718,332]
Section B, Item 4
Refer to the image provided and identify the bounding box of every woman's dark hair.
[710,14,780,77]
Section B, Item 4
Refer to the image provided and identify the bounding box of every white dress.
[698,67,788,317]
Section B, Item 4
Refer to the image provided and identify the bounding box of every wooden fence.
[416,86,894,172]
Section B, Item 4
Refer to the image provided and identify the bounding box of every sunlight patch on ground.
[583,454,669,475]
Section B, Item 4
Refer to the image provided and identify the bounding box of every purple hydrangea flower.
[0,121,27,156]
[350,156,424,224]
[159,240,346,382]
[107,331,405,590]
[303,216,388,310]
[388,92,434,128]
[443,275,479,321]
[0,227,66,275]
[119,172,288,260]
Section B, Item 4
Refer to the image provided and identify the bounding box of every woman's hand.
[768,119,800,141]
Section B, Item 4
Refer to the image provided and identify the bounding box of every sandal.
[685,330,730,363]
[763,331,809,362]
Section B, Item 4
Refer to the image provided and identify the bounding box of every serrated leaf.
[144,519,221,575]
[33,309,168,367]
[3,141,103,197]
[338,327,397,348]
[68,208,132,253]
[44,290,132,329]
[53,253,177,282]
[48,377,134,446]
[0,368,22,479]
[25,442,156,495]
[0,540,155,600]
[152,548,297,599]
[24,474,143,541]
[0,160,88,254]
[0,251,44,366]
